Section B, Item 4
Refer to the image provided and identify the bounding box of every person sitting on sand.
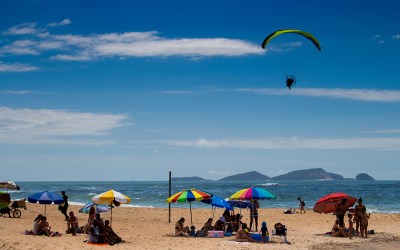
[88,219,105,244]
[32,214,43,235]
[37,216,51,236]
[236,223,256,242]
[195,218,213,237]
[103,220,122,244]
[67,211,80,236]
[213,217,225,231]
[83,206,96,234]
[175,217,190,237]
[331,219,352,239]
[347,213,355,236]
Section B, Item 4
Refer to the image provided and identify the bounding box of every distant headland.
[172,168,375,181]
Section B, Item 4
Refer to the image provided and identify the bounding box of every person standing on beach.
[249,200,259,231]
[335,198,348,227]
[298,197,306,213]
[354,198,366,236]
[59,191,69,221]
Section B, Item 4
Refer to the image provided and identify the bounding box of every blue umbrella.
[202,195,233,219]
[202,195,233,210]
[79,202,111,214]
[227,200,252,209]
[27,191,64,215]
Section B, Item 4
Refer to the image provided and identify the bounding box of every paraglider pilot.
[286,74,296,90]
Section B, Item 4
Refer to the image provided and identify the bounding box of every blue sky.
[1,0,400,181]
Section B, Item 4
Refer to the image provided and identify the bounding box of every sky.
[1,0,400,181]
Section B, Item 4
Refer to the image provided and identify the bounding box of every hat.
[262,221,266,226]
[220,216,226,223]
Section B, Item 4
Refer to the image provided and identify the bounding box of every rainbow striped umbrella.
[229,187,277,200]
[166,188,212,226]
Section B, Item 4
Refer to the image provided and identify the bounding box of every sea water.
[5,180,400,213]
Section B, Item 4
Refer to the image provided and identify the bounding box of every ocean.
[5,180,400,214]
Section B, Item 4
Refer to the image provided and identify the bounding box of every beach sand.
[1,203,399,249]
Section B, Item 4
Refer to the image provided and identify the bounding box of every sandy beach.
[1,203,399,250]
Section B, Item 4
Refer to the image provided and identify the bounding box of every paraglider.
[286,74,296,90]
[261,29,321,51]
[261,29,321,90]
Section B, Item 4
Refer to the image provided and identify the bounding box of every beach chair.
[271,223,288,243]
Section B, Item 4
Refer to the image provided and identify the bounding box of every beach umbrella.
[166,188,212,226]
[201,195,233,219]
[227,200,252,209]
[79,202,111,214]
[229,187,277,201]
[313,192,357,214]
[0,180,20,190]
[27,191,63,215]
[92,190,131,226]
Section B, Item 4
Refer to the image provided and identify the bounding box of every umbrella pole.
[44,204,47,216]
[111,207,113,227]
[212,206,216,220]
[190,202,193,227]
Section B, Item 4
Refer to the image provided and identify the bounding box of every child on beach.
[259,221,269,243]
[347,213,355,236]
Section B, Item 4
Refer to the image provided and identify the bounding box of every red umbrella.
[313,192,357,214]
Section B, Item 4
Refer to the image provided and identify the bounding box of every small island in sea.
[174,168,375,181]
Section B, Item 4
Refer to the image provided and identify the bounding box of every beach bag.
[274,223,287,235]
[58,202,65,210]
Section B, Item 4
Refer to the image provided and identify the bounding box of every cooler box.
[250,233,269,242]
[207,230,224,238]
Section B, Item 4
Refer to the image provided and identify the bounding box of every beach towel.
[86,242,109,246]
[24,230,35,235]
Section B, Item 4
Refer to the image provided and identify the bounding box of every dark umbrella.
[27,191,64,215]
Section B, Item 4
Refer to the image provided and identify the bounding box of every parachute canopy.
[261,29,321,51]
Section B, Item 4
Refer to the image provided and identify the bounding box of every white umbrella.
[92,190,131,226]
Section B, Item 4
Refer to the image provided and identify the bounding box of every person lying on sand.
[236,223,256,242]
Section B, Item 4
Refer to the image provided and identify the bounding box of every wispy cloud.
[47,19,71,27]
[159,137,400,150]
[266,42,303,53]
[393,34,400,40]
[1,22,263,60]
[0,61,39,72]
[158,90,194,94]
[371,34,385,44]
[3,22,41,35]
[0,90,39,95]
[363,129,400,134]
[0,107,130,144]
[237,88,400,102]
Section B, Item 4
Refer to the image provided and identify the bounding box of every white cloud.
[0,107,130,144]
[378,40,385,44]
[160,137,400,150]
[0,90,37,95]
[47,19,72,27]
[266,41,303,53]
[3,23,40,35]
[364,129,400,134]
[237,88,400,102]
[2,22,263,60]
[0,62,39,72]
[158,90,194,94]
[393,34,400,40]
[371,34,381,39]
